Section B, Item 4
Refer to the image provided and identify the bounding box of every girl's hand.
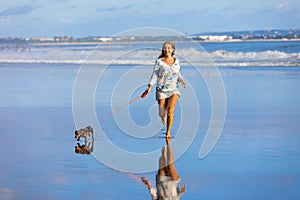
[141,176,152,189]
[141,85,152,98]
[146,84,152,93]
[181,79,186,88]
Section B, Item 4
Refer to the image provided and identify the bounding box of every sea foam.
[0,45,299,67]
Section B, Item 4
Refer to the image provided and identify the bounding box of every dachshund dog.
[74,125,94,142]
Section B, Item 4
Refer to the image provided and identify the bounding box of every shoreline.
[1,38,300,46]
[0,60,299,67]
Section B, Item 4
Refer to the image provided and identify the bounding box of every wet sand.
[0,64,300,199]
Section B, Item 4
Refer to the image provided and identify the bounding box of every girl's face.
[163,43,173,56]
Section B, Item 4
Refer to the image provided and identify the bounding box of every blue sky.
[0,0,299,37]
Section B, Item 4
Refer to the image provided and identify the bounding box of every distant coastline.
[1,29,299,44]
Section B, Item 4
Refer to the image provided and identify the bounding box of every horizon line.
[1,28,300,39]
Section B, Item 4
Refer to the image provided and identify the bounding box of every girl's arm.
[149,61,159,87]
[178,71,186,88]
[145,61,159,93]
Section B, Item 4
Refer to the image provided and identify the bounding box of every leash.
[98,90,148,122]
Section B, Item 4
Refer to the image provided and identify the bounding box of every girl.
[144,41,186,138]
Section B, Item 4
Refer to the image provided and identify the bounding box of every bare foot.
[166,137,171,145]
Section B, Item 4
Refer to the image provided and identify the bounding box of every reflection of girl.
[141,139,186,199]
[144,42,186,138]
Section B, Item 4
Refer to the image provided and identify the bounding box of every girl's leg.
[165,95,179,137]
[158,146,167,176]
[158,98,167,124]
[166,138,179,181]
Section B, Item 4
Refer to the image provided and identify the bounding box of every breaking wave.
[0,45,299,67]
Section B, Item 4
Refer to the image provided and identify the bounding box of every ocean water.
[0,40,300,199]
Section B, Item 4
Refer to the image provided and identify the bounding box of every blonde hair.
[158,41,175,59]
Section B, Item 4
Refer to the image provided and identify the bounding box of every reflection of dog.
[75,142,93,154]
[75,126,93,141]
